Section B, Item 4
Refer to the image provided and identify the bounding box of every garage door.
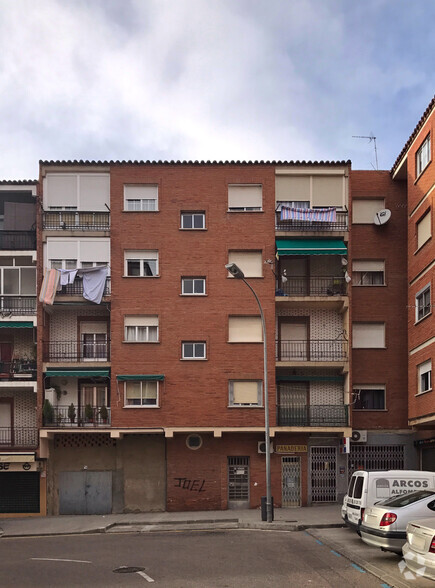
[59,471,112,515]
[0,472,40,513]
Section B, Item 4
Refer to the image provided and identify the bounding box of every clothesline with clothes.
[280,206,337,222]
[39,265,109,305]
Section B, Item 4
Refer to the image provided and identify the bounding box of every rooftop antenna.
[352,134,378,170]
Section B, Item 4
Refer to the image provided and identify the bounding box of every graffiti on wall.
[174,477,206,492]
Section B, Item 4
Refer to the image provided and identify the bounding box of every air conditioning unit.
[351,430,367,443]
[258,441,274,454]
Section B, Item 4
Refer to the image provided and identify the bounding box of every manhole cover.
[113,566,145,574]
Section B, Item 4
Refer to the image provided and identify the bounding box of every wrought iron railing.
[43,405,111,427]
[275,211,348,232]
[57,277,111,296]
[0,427,38,447]
[0,296,36,314]
[0,359,36,379]
[276,276,346,297]
[43,340,110,362]
[43,211,110,231]
[277,404,349,427]
[0,231,36,250]
[276,339,348,361]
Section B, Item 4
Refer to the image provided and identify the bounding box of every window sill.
[123,340,160,344]
[180,358,208,361]
[227,210,264,213]
[123,405,160,409]
[352,284,386,287]
[415,235,432,255]
[228,404,263,408]
[180,294,207,297]
[179,228,207,231]
[227,276,264,279]
[414,311,432,325]
[414,160,431,184]
[353,408,387,412]
[123,210,159,213]
[123,275,160,278]
[227,341,263,344]
[415,389,432,397]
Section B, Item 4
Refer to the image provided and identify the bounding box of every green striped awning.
[276,238,347,256]
[117,375,165,381]
[45,369,110,378]
[0,321,33,328]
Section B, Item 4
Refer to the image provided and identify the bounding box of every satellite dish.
[374,209,391,226]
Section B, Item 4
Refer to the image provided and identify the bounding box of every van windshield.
[377,490,435,507]
[348,475,356,497]
[353,476,364,499]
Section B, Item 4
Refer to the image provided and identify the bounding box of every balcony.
[0,427,38,448]
[276,339,348,362]
[277,404,349,427]
[56,277,111,297]
[0,231,36,250]
[275,211,348,232]
[0,359,36,380]
[0,296,36,315]
[43,405,111,428]
[276,276,346,297]
[43,340,110,362]
[43,211,110,231]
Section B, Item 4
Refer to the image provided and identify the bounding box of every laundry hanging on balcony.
[39,265,108,305]
[280,206,337,222]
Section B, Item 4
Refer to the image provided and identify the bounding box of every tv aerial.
[353,133,379,170]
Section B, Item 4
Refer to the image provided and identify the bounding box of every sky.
[0,0,434,180]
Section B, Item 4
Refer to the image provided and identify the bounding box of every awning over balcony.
[0,321,33,328]
[45,369,110,377]
[116,375,165,381]
[276,375,344,382]
[276,238,347,256]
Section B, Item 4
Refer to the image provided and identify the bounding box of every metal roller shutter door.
[0,472,40,513]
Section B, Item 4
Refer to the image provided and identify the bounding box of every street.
[0,529,387,587]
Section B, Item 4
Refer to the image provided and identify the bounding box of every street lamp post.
[225,262,273,523]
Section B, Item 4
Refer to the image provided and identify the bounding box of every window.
[352,323,385,348]
[352,199,385,224]
[181,277,206,295]
[228,316,262,343]
[181,212,205,229]
[416,284,431,322]
[352,260,385,286]
[228,251,263,278]
[124,380,158,407]
[124,185,158,211]
[229,380,263,406]
[417,211,431,249]
[124,316,158,342]
[0,258,36,297]
[353,386,385,410]
[418,360,432,394]
[416,134,431,177]
[182,341,206,359]
[124,250,158,277]
[51,259,77,270]
[228,184,262,212]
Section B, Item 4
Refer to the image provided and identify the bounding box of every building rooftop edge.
[39,159,351,167]
[0,179,38,185]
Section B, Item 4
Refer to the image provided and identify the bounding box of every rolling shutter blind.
[124,315,158,327]
[228,185,262,209]
[352,199,384,224]
[228,251,262,277]
[229,316,262,342]
[353,323,385,348]
[417,213,431,249]
[352,260,384,272]
[233,381,259,404]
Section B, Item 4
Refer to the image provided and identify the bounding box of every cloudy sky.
[0,0,433,179]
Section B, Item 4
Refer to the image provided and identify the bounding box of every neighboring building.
[392,97,435,470]
[0,180,43,516]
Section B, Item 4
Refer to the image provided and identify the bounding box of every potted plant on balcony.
[68,403,76,424]
[99,405,108,424]
[42,399,54,425]
[85,403,94,423]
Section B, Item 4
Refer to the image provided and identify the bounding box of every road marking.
[315,539,323,545]
[330,550,342,557]
[351,563,366,573]
[380,584,391,588]
[136,570,155,582]
[31,558,92,564]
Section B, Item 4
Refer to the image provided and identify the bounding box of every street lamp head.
[225,262,245,279]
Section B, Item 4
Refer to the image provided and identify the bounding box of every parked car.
[342,470,435,531]
[403,518,435,581]
[359,490,435,553]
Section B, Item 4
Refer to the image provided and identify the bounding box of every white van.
[342,470,435,531]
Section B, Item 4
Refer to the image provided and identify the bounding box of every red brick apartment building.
[0,97,433,516]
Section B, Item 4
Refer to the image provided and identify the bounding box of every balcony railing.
[0,427,38,447]
[43,340,110,362]
[43,405,111,427]
[0,231,36,250]
[0,296,36,315]
[277,404,349,427]
[276,276,346,297]
[43,211,110,231]
[0,359,36,380]
[57,277,111,296]
[275,211,348,232]
[276,339,348,361]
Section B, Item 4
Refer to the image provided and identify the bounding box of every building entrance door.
[59,470,112,514]
[228,457,249,509]
[282,456,301,506]
[0,399,12,445]
[310,446,337,503]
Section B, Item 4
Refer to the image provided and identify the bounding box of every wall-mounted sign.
[276,445,307,453]
[0,462,38,472]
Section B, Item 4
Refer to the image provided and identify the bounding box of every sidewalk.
[0,504,344,538]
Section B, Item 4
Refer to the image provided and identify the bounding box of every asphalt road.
[0,529,388,587]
